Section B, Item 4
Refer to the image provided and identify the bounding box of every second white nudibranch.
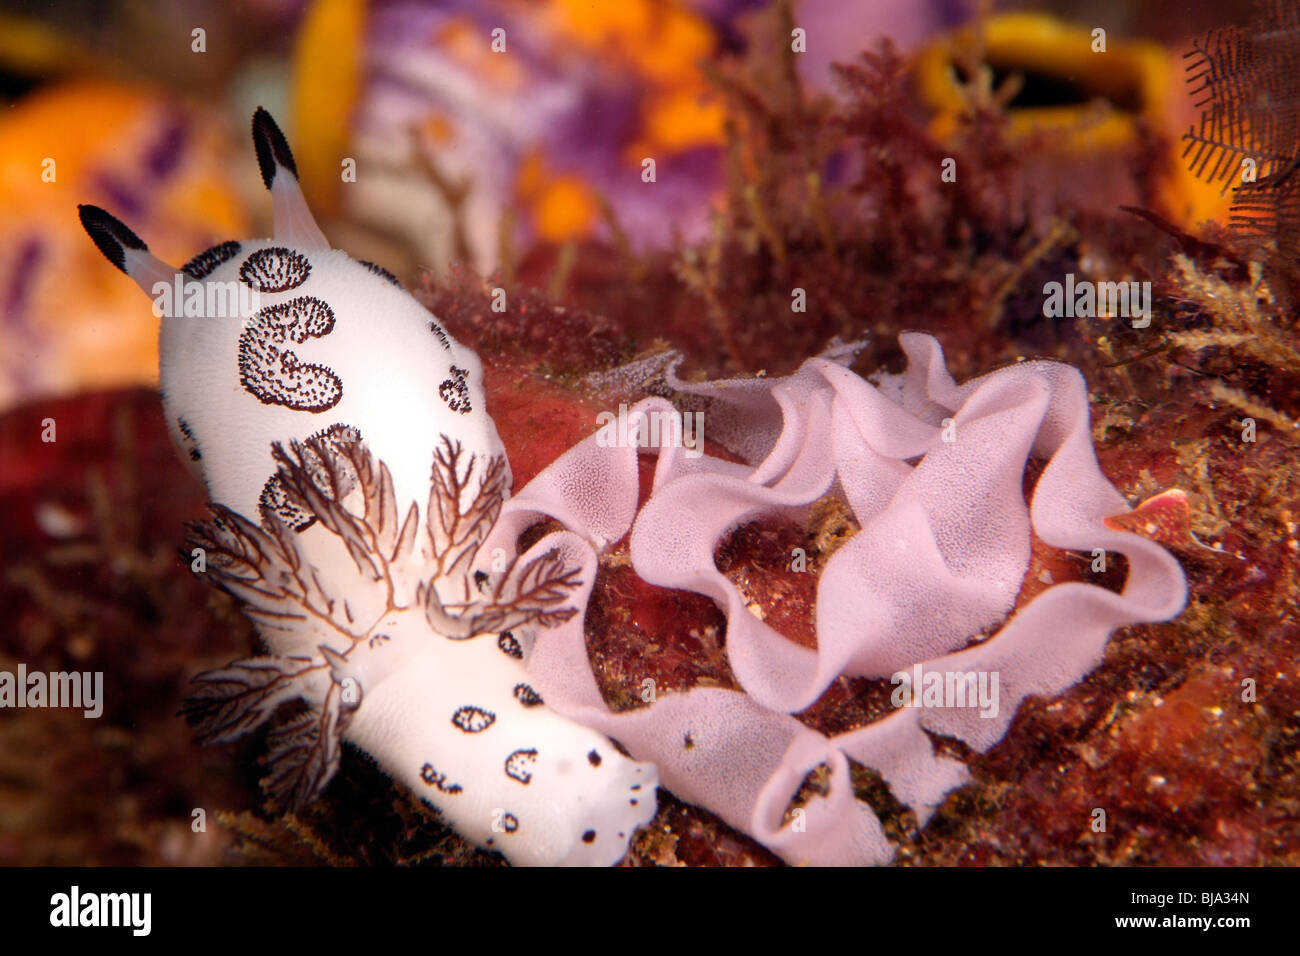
[78,108,658,866]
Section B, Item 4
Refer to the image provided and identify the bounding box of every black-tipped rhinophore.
[251,106,299,189]
[78,204,147,273]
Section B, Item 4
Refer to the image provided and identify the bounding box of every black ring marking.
[358,259,402,287]
[259,474,315,532]
[182,240,242,280]
[302,423,362,490]
[438,365,472,414]
[176,418,201,462]
[451,705,496,734]
[239,246,311,292]
[238,296,342,411]
[513,683,543,708]
[505,748,538,785]
[428,321,451,351]
[419,762,464,795]
[257,423,361,532]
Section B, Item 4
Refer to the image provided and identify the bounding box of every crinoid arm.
[1181,2,1300,256]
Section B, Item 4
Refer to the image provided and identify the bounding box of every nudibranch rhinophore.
[78,108,658,866]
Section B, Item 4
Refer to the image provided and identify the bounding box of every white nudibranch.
[78,108,657,866]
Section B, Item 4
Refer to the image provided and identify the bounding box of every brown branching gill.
[179,434,580,813]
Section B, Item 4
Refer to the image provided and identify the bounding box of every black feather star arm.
[1182,0,1300,257]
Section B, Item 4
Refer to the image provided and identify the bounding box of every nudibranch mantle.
[87,108,504,522]
[79,108,657,866]
[161,241,503,521]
